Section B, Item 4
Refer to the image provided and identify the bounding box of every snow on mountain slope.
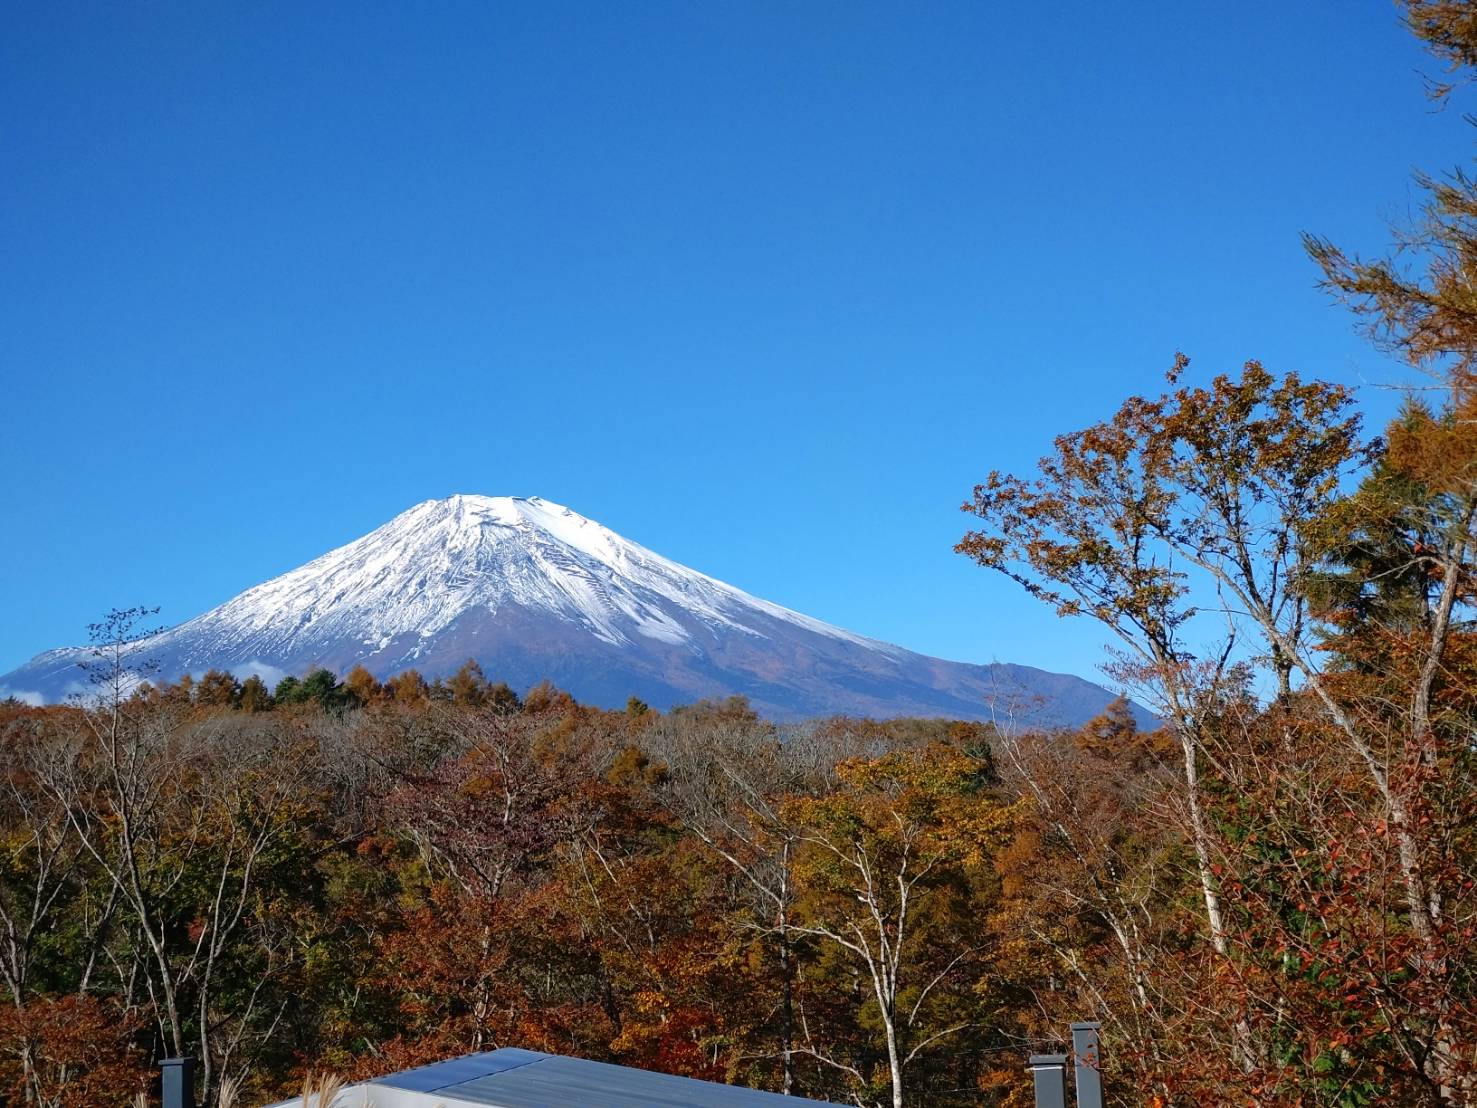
[202,495,888,651]
[0,495,1140,725]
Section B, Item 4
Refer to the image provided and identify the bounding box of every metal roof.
[360,1047,846,1108]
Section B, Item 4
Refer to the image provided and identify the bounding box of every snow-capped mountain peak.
[183,494,884,659]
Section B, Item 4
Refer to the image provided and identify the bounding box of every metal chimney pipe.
[1028,1053,1068,1108]
[1071,1022,1104,1108]
[161,1056,196,1108]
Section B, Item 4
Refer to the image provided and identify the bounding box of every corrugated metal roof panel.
[375,1048,546,1092]
[368,1049,844,1108]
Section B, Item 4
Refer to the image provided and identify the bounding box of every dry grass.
[126,1068,358,1108]
[298,1071,348,1107]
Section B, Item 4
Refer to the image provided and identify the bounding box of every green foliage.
[274,668,350,710]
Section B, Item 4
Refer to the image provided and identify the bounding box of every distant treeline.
[126,659,531,714]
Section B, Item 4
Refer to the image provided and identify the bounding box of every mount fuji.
[0,495,1137,724]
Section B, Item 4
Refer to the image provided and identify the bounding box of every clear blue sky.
[0,2,1459,683]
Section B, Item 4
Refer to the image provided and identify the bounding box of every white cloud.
[237,660,290,690]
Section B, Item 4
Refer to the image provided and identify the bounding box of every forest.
[6,3,1477,1106]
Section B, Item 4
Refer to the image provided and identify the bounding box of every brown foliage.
[0,996,146,1108]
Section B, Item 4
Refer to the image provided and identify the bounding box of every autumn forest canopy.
[9,3,1477,1107]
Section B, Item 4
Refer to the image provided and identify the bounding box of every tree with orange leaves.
[782,742,1014,1108]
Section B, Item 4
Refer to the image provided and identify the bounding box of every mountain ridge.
[0,495,1143,725]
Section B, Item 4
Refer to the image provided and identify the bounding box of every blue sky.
[0,2,1461,684]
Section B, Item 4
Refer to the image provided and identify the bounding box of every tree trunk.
[882,997,904,1108]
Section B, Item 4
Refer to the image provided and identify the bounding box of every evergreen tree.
[273,675,303,704]
[195,669,241,708]
[447,659,489,706]
[1307,2,1477,381]
[237,675,273,712]
[343,665,381,705]
[384,670,429,703]
[486,680,520,715]
[167,673,195,705]
[298,667,348,709]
